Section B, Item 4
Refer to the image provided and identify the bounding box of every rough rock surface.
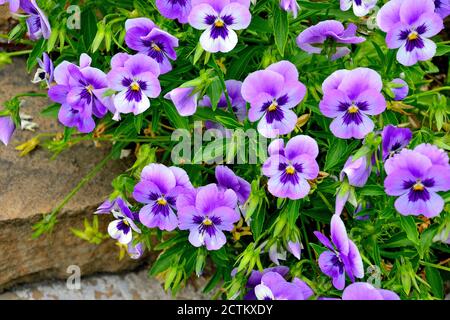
[0,58,143,291]
[0,269,210,300]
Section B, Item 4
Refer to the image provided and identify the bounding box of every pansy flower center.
[130,82,140,91]
[268,101,278,112]
[214,18,225,28]
[348,104,359,113]
[85,84,94,95]
[157,197,168,206]
[203,217,213,226]
[151,42,162,52]
[285,165,296,175]
[408,31,419,41]
[413,181,425,191]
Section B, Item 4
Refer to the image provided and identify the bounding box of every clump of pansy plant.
[1,0,450,301]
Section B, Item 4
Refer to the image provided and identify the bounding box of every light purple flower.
[242,61,306,138]
[314,214,364,290]
[340,154,372,187]
[0,116,15,146]
[262,135,319,200]
[381,124,412,160]
[342,282,400,300]
[434,0,450,18]
[390,78,409,101]
[280,0,300,18]
[125,18,179,74]
[127,242,144,259]
[164,87,199,116]
[319,68,386,139]
[32,53,54,87]
[296,20,365,60]
[0,0,19,12]
[384,144,450,218]
[48,54,108,133]
[156,0,192,24]
[215,165,251,205]
[107,53,161,118]
[133,163,192,231]
[377,0,444,66]
[287,238,302,260]
[254,272,312,300]
[200,79,247,133]
[268,242,287,265]
[98,197,141,245]
[341,0,377,17]
[20,0,51,40]
[188,0,252,53]
[178,183,239,250]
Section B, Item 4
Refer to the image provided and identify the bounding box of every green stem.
[49,151,114,218]
[420,261,450,272]
[317,191,334,213]
[7,50,32,57]
[211,56,235,117]
[14,92,48,99]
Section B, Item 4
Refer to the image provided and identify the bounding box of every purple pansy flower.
[96,197,141,245]
[384,144,450,218]
[133,163,192,231]
[341,0,377,17]
[381,125,412,160]
[242,61,306,138]
[178,183,239,250]
[342,282,400,300]
[319,68,386,139]
[125,18,179,74]
[156,0,192,24]
[296,20,365,60]
[32,52,54,87]
[200,79,247,133]
[341,154,372,188]
[48,54,108,133]
[20,0,51,40]
[254,272,312,300]
[215,165,251,205]
[0,116,15,146]
[107,53,161,118]
[390,78,409,100]
[377,0,444,66]
[0,0,19,12]
[262,135,319,200]
[164,86,199,116]
[127,242,144,259]
[280,0,300,18]
[188,0,252,53]
[434,0,450,18]
[314,214,364,290]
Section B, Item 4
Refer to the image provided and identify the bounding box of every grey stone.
[0,269,210,300]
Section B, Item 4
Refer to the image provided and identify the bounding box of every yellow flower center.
[285,166,295,175]
[130,82,140,91]
[215,19,224,27]
[413,182,424,191]
[203,217,213,226]
[408,31,419,41]
[157,197,167,206]
[86,84,94,94]
[348,105,359,113]
[268,101,278,112]
[151,43,161,52]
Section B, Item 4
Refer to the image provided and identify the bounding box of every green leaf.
[310,243,327,256]
[40,103,60,118]
[207,78,222,111]
[324,139,346,171]
[399,216,420,246]
[272,7,289,57]
[162,100,189,130]
[425,267,443,299]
